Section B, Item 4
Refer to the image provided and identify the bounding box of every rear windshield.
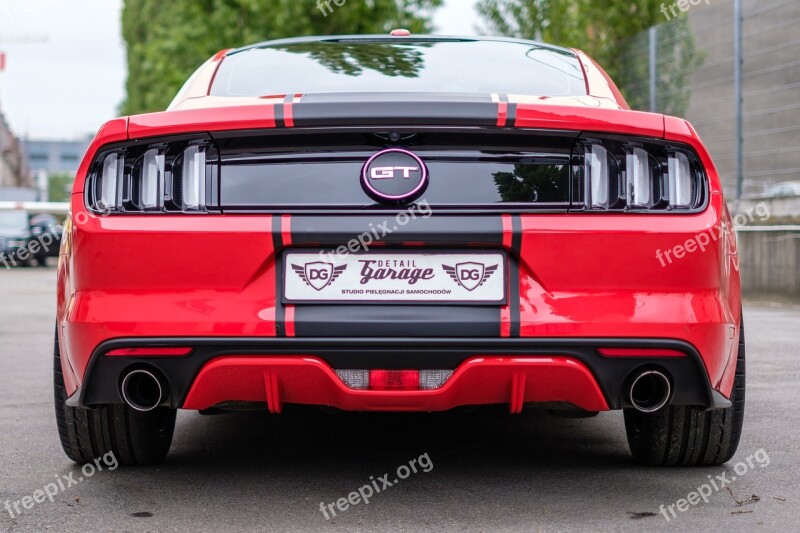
[211,39,587,97]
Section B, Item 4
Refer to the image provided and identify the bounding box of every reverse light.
[419,369,454,390]
[335,369,370,389]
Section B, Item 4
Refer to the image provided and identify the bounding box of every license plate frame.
[282,250,508,305]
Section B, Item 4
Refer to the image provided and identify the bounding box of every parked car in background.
[760,181,800,198]
[29,213,64,258]
[0,210,62,267]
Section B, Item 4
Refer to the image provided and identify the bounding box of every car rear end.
[55,36,743,466]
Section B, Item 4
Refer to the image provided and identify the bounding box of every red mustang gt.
[55,34,744,466]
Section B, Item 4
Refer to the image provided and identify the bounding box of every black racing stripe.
[297,93,496,104]
[293,305,501,337]
[507,103,517,128]
[271,214,283,251]
[272,215,286,337]
[291,101,499,128]
[274,101,285,129]
[511,215,522,256]
[509,215,522,337]
[290,213,507,338]
[290,215,504,246]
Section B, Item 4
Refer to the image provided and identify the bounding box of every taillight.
[106,347,193,357]
[668,152,695,208]
[575,135,705,212]
[369,370,420,391]
[597,347,686,357]
[586,144,612,208]
[626,147,655,208]
[335,369,454,391]
[87,136,217,214]
[139,148,165,210]
[181,145,207,211]
[97,152,121,211]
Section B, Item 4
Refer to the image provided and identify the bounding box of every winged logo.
[291,262,347,291]
[442,262,498,292]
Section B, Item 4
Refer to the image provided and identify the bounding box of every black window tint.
[221,160,569,208]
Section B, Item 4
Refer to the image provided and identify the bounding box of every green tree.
[121,0,443,115]
[616,20,703,116]
[48,173,74,203]
[493,164,567,202]
[476,0,701,115]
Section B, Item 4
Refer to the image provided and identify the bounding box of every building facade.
[22,137,91,177]
[621,0,800,198]
[0,110,31,188]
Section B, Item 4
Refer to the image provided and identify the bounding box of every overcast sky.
[0,0,480,140]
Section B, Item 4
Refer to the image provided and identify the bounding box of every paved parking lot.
[0,266,798,532]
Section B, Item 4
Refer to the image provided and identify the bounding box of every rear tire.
[624,321,745,466]
[54,328,176,465]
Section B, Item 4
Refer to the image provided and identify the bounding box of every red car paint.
[181,356,609,413]
[57,38,741,415]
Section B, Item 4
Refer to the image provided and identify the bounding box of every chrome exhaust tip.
[120,369,166,412]
[629,370,671,413]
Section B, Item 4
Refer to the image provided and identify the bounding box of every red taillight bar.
[597,347,686,358]
[368,370,420,391]
[106,347,193,357]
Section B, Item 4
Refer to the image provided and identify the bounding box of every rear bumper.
[58,198,742,412]
[67,337,730,412]
[182,356,609,413]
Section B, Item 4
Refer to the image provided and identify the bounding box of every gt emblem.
[361,148,428,204]
[442,262,499,292]
[292,262,347,291]
[370,166,420,179]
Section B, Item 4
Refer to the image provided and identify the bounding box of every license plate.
[283,251,507,304]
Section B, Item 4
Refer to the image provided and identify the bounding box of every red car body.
[54,35,743,466]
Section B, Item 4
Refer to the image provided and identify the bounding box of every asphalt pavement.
[0,266,798,532]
